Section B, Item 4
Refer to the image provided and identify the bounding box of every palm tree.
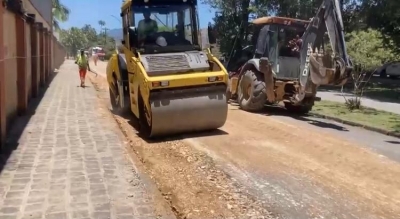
[98,20,106,30]
[52,0,70,31]
[98,20,106,45]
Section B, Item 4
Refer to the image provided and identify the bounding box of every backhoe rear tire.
[238,70,267,112]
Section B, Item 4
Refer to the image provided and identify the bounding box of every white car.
[376,62,400,79]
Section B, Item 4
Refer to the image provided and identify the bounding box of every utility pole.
[110,15,122,51]
[102,27,109,46]
[105,28,108,45]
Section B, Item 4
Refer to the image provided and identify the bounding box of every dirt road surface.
[88,61,400,219]
[184,104,400,219]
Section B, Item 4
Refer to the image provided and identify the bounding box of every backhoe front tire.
[237,70,267,112]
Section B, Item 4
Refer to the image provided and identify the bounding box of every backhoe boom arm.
[296,0,352,102]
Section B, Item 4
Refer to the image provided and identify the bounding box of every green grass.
[312,100,400,133]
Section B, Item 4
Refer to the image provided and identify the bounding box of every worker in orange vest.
[93,53,98,66]
[75,49,90,87]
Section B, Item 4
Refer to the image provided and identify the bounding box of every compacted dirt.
[185,105,400,219]
[88,62,400,219]
[88,70,273,219]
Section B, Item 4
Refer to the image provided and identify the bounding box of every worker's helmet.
[156,36,167,47]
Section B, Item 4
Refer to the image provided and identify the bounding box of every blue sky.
[59,0,215,31]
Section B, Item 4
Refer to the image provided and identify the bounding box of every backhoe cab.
[227,0,352,114]
[106,0,228,138]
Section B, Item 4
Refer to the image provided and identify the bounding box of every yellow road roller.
[106,0,228,138]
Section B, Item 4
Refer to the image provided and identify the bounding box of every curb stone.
[309,112,400,138]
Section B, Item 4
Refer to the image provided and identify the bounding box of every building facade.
[0,0,66,149]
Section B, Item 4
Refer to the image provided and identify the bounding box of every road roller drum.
[148,84,227,137]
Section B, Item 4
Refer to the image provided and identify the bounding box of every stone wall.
[0,0,67,149]
[27,0,52,28]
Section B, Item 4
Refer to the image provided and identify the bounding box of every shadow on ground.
[386,140,400,145]
[230,102,349,132]
[0,72,58,174]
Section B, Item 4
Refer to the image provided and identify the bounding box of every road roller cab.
[106,0,228,138]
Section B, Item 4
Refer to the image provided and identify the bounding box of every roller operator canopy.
[124,0,197,8]
[252,16,310,28]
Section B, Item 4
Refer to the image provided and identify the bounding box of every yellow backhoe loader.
[106,0,228,138]
[225,0,353,113]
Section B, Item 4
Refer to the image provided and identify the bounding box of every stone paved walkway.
[0,61,172,219]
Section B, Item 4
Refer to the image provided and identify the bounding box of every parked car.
[375,62,400,79]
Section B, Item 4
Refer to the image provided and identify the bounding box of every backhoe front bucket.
[148,84,228,137]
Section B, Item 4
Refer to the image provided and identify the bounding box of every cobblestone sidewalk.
[0,61,173,219]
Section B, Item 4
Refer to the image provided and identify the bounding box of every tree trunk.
[237,0,250,50]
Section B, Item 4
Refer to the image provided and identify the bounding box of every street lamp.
[110,15,122,52]
[110,15,121,24]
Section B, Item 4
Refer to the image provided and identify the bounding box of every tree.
[346,29,399,71]
[60,27,89,57]
[158,26,174,32]
[361,0,400,54]
[204,0,255,55]
[98,20,106,30]
[339,28,399,110]
[81,24,98,45]
[97,20,107,45]
[204,0,366,57]
[52,0,70,31]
